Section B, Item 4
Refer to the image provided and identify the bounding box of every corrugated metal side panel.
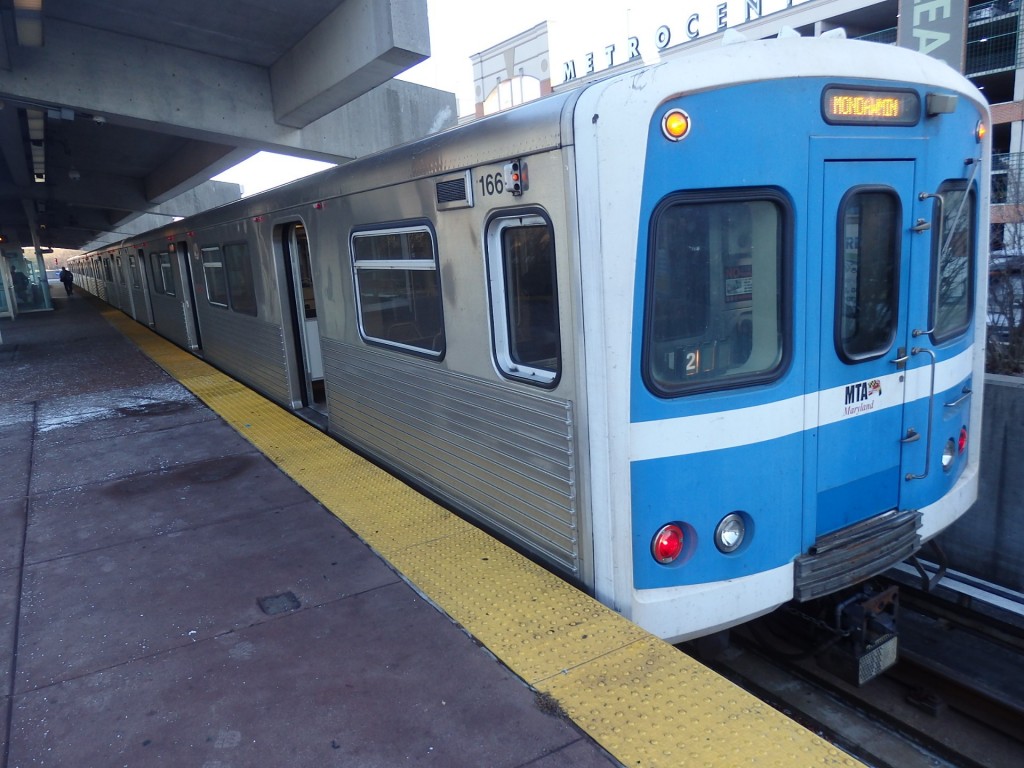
[199,311,290,405]
[322,338,580,576]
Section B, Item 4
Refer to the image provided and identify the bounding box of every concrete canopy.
[0,0,456,252]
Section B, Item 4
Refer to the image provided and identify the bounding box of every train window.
[224,243,258,316]
[201,246,229,307]
[351,224,444,357]
[836,189,900,361]
[128,254,142,289]
[200,243,257,316]
[115,256,126,285]
[149,252,176,296]
[103,258,114,282]
[486,214,560,385]
[148,254,163,294]
[644,193,787,395]
[930,182,975,342]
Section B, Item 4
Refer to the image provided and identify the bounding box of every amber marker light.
[661,109,691,141]
[977,120,987,143]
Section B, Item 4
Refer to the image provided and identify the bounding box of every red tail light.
[652,524,685,564]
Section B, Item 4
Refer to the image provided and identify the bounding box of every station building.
[471,0,1022,247]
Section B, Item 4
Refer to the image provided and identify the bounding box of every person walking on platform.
[59,266,74,296]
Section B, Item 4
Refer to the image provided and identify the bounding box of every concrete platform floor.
[0,292,617,767]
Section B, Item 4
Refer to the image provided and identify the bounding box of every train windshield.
[644,193,787,395]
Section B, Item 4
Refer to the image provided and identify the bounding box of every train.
[70,33,990,656]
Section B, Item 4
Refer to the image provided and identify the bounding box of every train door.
[174,240,202,351]
[115,254,131,313]
[814,159,920,537]
[282,223,325,411]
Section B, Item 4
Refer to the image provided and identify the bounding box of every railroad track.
[684,570,1024,768]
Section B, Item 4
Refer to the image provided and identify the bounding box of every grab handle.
[905,347,936,481]
[944,386,972,409]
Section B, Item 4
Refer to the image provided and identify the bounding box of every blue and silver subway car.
[72,34,988,644]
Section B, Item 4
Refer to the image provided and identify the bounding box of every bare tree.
[988,153,1024,374]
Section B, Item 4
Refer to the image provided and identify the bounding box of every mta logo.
[845,379,882,405]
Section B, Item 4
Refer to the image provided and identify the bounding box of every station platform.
[1,290,862,767]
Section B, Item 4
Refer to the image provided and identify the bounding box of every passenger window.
[201,246,229,307]
[224,243,258,316]
[931,183,975,341]
[128,254,142,289]
[644,194,787,395]
[150,252,175,296]
[486,215,560,385]
[351,224,444,356]
[837,189,900,360]
[200,243,257,316]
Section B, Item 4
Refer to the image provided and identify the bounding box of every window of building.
[486,214,560,385]
[644,192,788,395]
[351,224,444,356]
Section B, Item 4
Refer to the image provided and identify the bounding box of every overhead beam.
[80,180,242,252]
[0,14,453,161]
[0,107,30,184]
[143,141,250,204]
[271,0,430,128]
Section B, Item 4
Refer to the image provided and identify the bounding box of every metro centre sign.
[561,0,814,83]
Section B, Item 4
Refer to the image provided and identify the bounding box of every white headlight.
[715,513,746,553]
[942,438,956,471]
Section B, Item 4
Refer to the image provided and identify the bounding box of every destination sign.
[822,87,921,126]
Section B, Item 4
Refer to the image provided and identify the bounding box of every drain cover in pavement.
[258,591,301,615]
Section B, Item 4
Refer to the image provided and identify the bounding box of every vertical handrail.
[905,347,936,480]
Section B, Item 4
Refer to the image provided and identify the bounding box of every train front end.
[573,36,989,650]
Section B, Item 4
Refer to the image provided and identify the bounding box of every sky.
[213,0,796,194]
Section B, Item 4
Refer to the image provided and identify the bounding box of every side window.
[200,243,257,315]
[931,182,975,341]
[148,253,163,294]
[103,258,114,282]
[128,254,142,289]
[115,256,126,285]
[644,192,787,395]
[837,188,900,361]
[351,224,444,356]
[224,243,258,316]
[201,246,229,307]
[486,214,560,385]
[155,252,176,296]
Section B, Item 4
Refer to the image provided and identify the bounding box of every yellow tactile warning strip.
[104,308,862,768]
